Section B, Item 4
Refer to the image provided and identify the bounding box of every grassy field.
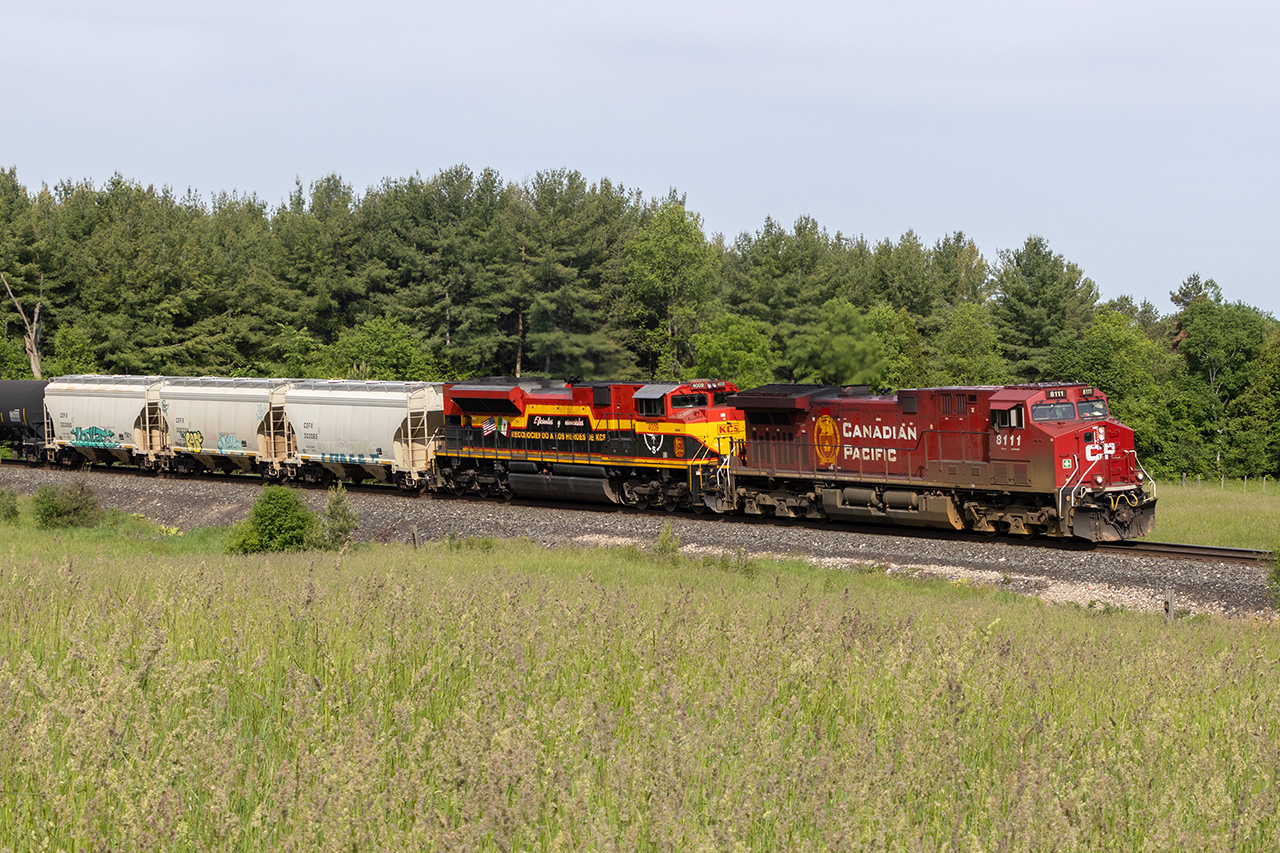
[4,504,1280,852]
[1148,478,1280,550]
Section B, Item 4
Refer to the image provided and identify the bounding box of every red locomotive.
[714,383,1155,541]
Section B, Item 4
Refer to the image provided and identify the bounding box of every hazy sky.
[5,1,1278,315]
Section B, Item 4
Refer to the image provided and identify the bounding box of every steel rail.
[1094,540,1272,564]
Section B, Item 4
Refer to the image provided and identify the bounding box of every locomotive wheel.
[662,498,679,512]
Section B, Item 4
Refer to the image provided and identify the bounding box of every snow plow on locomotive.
[710,382,1155,542]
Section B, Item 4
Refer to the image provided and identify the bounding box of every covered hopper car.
[34,376,444,490]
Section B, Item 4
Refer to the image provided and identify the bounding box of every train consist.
[0,374,1156,541]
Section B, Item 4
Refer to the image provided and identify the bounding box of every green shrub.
[0,488,18,524]
[226,485,315,554]
[31,482,102,529]
[654,521,681,560]
[307,482,359,551]
[224,521,266,555]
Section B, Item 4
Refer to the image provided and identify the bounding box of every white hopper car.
[42,376,445,489]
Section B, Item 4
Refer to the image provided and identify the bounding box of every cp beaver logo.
[814,415,839,465]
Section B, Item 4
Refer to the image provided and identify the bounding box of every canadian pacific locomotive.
[0,374,1155,541]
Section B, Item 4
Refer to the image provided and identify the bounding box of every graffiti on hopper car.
[70,426,118,448]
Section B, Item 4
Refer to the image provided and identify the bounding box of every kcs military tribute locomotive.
[0,375,1155,542]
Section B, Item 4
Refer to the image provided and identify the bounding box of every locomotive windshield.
[1078,399,1108,419]
[671,393,708,409]
[1030,402,1077,422]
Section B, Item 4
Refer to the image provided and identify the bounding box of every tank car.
[0,379,49,461]
[438,377,744,509]
[713,383,1155,542]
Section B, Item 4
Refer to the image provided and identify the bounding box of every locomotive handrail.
[1056,453,1082,517]
[1126,450,1157,500]
[1069,453,1102,507]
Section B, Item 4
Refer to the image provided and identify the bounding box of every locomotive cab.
[1012,385,1155,541]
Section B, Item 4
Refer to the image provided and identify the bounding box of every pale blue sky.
[4,1,1277,315]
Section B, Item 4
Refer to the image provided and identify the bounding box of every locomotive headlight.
[1095,475,1105,486]
[1136,471,1144,483]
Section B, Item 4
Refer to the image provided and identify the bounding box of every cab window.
[637,397,665,417]
[713,392,728,406]
[670,393,708,409]
[1031,402,1076,422]
[1077,400,1108,419]
[991,406,1024,429]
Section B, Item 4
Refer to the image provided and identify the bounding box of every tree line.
[1,166,1276,478]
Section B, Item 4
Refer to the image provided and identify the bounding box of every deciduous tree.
[624,201,715,379]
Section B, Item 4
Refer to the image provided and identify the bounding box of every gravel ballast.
[3,464,1273,619]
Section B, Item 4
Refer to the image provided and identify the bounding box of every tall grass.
[1150,478,1280,549]
[3,528,1280,850]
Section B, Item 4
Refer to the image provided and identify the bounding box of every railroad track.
[1095,540,1272,565]
[4,458,1271,565]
